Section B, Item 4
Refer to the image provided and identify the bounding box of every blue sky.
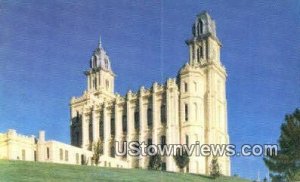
[0,0,299,180]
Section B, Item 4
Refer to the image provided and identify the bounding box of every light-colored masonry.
[70,11,230,175]
[0,11,230,175]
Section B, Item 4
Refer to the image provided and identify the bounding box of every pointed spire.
[98,35,102,49]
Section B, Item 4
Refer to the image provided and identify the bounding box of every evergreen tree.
[92,139,103,166]
[148,154,162,170]
[173,148,190,173]
[264,108,300,181]
[210,156,221,178]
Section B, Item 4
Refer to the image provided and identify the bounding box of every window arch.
[198,19,203,35]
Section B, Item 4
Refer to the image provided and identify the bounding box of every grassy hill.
[0,160,249,182]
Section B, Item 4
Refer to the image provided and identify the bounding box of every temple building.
[70,11,230,175]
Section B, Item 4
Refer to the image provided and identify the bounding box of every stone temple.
[70,11,230,175]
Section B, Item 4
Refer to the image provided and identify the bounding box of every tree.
[92,139,103,166]
[264,108,300,181]
[148,154,162,170]
[210,156,221,178]
[173,148,190,172]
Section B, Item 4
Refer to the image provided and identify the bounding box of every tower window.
[197,20,203,35]
[104,59,109,69]
[185,104,189,121]
[161,104,166,124]
[197,47,203,62]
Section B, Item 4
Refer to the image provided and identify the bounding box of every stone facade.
[0,129,128,168]
[70,11,230,175]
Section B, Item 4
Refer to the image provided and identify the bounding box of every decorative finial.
[98,35,102,48]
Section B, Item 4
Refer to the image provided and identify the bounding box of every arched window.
[185,104,189,121]
[198,20,203,35]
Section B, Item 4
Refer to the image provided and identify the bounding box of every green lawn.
[0,160,249,182]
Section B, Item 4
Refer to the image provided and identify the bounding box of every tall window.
[147,108,152,128]
[192,45,195,59]
[99,111,104,140]
[160,135,166,151]
[185,104,189,121]
[122,114,127,133]
[89,112,93,144]
[111,116,115,136]
[200,46,203,58]
[197,48,200,62]
[47,147,50,159]
[134,111,139,131]
[197,20,203,35]
[184,82,188,92]
[161,104,166,124]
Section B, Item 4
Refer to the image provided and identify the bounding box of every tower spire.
[98,35,102,49]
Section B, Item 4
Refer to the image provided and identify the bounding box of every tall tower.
[179,11,230,175]
[84,37,115,98]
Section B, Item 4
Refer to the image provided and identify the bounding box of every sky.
[0,0,299,180]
